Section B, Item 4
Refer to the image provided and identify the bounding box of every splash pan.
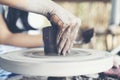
[0,48,113,77]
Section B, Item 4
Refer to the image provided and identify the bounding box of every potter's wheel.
[0,48,113,77]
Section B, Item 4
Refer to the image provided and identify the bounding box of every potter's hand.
[46,1,81,55]
[25,0,81,55]
[50,14,81,55]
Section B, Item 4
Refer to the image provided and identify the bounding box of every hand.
[29,0,82,55]
[49,10,81,55]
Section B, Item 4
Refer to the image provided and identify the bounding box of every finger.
[67,34,76,54]
[62,39,71,55]
[58,36,67,55]
[66,29,78,54]
[61,18,81,54]
[67,42,73,53]
[57,27,66,44]
[57,25,70,43]
[67,19,81,52]
[56,20,65,44]
[57,26,71,55]
[61,19,80,54]
[58,32,67,54]
[71,19,81,42]
[57,23,69,44]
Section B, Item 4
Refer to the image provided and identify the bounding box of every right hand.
[49,10,81,55]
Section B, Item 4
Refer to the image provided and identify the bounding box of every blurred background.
[28,0,120,51]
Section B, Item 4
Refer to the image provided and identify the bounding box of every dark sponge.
[82,28,94,43]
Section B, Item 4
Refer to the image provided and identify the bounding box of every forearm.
[0,13,43,48]
[3,33,43,48]
[0,0,27,11]
[0,0,60,17]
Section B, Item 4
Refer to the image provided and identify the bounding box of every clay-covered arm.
[0,0,59,17]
